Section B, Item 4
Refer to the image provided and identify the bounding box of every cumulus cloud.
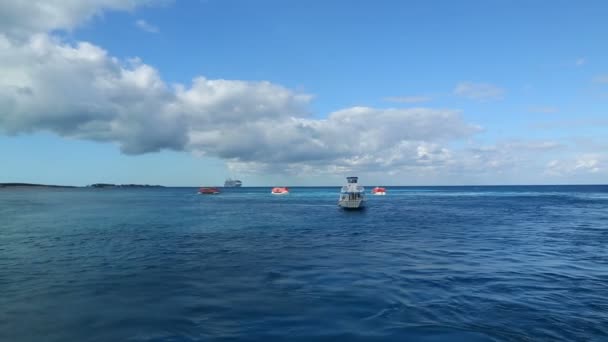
[546,155,604,176]
[0,33,316,155]
[135,19,159,33]
[193,107,480,172]
[0,34,184,154]
[0,31,480,172]
[0,0,156,38]
[458,140,564,175]
[454,81,505,101]
[0,1,491,176]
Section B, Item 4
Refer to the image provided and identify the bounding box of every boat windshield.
[341,185,364,193]
[341,192,363,200]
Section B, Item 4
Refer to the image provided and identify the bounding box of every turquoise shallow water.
[1,185,608,341]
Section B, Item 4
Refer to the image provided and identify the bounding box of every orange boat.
[198,187,220,195]
[371,187,386,195]
[271,187,289,195]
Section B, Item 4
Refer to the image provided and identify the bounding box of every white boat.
[338,177,365,209]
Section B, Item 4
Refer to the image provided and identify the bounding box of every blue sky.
[1,0,607,186]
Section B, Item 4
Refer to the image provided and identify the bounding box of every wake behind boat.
[338,177,365,209]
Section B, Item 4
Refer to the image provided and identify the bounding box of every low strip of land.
[0,183,163,188]
[0,183,76,188]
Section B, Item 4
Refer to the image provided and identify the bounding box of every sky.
[0,0,607,186]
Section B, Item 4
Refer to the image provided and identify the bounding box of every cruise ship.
[224,178,242,187]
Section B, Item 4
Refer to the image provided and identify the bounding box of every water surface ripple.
[1,185,608,341]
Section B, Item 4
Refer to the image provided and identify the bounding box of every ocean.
[1,185,607,341]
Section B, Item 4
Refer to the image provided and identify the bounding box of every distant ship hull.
[224,179,242,187]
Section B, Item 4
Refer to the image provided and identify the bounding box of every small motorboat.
[271,187,289,195]
[198,187,220,195]
[371,187,386,195]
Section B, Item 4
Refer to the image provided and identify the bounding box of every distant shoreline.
[87,183,164,188]
[0,183,77,189]
[0,183,163,189]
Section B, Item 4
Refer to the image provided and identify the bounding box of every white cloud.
[383,95,432,103]
[187,106,479,172]
[575,57,586,67]
[0,0,156,37]
[0,32,480,172]
[454,81,505,101]
[135,19,159,33]
[0,3,486,175]
[507,141,563,150]
[460,140,564,175]
[0,34,184,154]
[593,74,608,84]
[545,154,604,176]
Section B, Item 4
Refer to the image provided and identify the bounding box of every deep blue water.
[1,185,608,341]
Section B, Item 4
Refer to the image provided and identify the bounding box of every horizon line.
[2,182,607,188]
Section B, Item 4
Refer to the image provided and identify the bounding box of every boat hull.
[271,187,289,195]
[198,187,220,195]
[224,179,242,187]
[338,199,365,209]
